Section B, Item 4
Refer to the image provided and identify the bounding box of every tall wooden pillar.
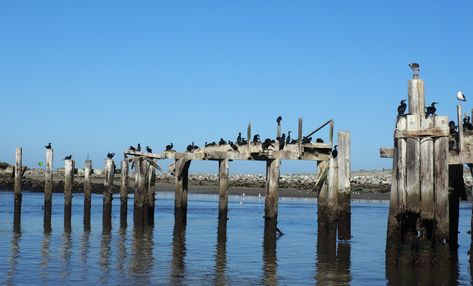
[218,159,229,219]
[264,159,280,223]
[175,159,191,223]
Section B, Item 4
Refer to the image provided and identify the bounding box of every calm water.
[0,191,472,285]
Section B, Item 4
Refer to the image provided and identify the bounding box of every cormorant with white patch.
[286,131,291,144]
[397,100,407,116]
[425,102,438,118]
[107,152,115,159]
[332,145,338,159]
[165,143,173,151]
[457,91,466,102]
[45,143,52,149]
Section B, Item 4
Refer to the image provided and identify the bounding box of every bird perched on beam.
[136,143,141,152]
[457,91,466,102]
[45,143,52,149]
[409,62,419,70]
[286,131,291,145]
[129,145,136,151]
[165,143,173,151]
[262,138,274,150]
[425,102,438,118]
[146,146,152,153]
[219,138,227,145]
[331,145,338,159]
[253,134,260,145]
[278,133,286,150]
[397,100,407,116]
[64,155,72,160]
[449,121,458,135]
[107,152,115,159]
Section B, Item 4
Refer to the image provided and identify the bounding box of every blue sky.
[0,1,472,174]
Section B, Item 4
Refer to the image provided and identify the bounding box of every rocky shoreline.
[1,168,472,200]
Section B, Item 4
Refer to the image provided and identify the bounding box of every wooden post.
[134,157,147,226]
[434,136,449,244]
[103,158,114,229]
[329,120,334,147]
[218,159,229,219]
[64,159,75,229]
[406,115,420,213]
[44,148,53,233]
[247,122,251,155]
[120,159,129,224]
[84,160,92,230]
[14,147,22,204]
[420,138,434,220]
[145,159,156,224]
[298,118,303,157]
[174,159,191,223]
[408,78,425,117]
[277,120,281,139]
[326,157,338,221]
[337,131,351,240]
[457,105,463,152]
[264,159,280,222]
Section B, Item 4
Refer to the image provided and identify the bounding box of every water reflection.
[7,230,21,285]
[316,228,352,285]
[80,229,90,282]
[170,219,187,284]
[44,200,52,233]
[130,225,154,284]
[263,219,278,285]
[117,225,128,275]
[40,233,51,284]
[214,215,228,285]
[103,204,112,233]
[61,228,72,280]
[100,226,112,283]
[64,205,72,233]
[13,202,21,234]
[386,254,459,285]
[84,200,91,231]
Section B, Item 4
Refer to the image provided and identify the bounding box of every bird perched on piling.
[205,141,217,147]
[129,145,136,151]
[165,143,174,151]
[219,138,227,145]
[302,136,312,144]
[239,138,248,145]
[136,144,141,152]
[229,141,239,152]
[253,134,260,144]
[187,142,199,152]
[262,138,274,150]
[146,146,152,153]
[397,100,407,116]
[107,152,115,159]
[276,115,282,125]
[278,133,286,150]
[45,143,52,149]
[316,138,324,143]
[409,62,420,70]
[286,131,291,144]
[64,155,72,160]
[449,121,458,135]
[237,132,242,145]
[463,116,473,131]
[457,91,466,102]
[331,145,338,159]
[425,102,438,118]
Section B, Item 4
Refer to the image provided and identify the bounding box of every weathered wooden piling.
[44,148,53,233]
[103,158,114,230]
[120,159,129,225]
[264,159,280,223]
[64,159,75,230]
[133,157,147,226]
[145,159,156,224]
[385,72,451,264]
[174,159,191,223]
[218,159,229,219]
[298,118,303,157]
[84,160,92,230]
[14,147,22,205]
[337,131,351,240]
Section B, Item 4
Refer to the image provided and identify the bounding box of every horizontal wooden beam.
[380,147,394,158]
[395,128,449,139]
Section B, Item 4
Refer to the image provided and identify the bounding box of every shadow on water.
[316,227,352,285]
[130,224,154,284]
[263,219,278,285]
[385,253,459,285]
[214,214,228,285]
[170,217,187,284]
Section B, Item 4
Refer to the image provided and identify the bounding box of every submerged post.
[44,148,53,232]
[84,159,92,230]
[337,131,351,240]
[120,159,129,222]
[64,159,75,229]
[14,147,22,205]
[218,159,229,219]
[265,159,280,223]
[175,159,191,223]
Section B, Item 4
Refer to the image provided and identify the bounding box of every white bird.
[457,91,466,102]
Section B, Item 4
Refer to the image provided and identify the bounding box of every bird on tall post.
[276,115,282,125]
[165,143,173,151]
[129,145,136,151]
[253,134,260,145]
[425,102,438,118]
[457,91,466,102]
[408,62,419,70]
[286,131,291,145]
[229,141,239,152]
[262,138,274,150]
[136,144,141,152]
[278,133,286,150]
[219,138,227,145]
[45,143,52,149]
[237,132,242,145]
[64,155,72,160]
[397,100,407,116]
[146,146,152,153]
[107,152,115,159]
[331,145,338,159]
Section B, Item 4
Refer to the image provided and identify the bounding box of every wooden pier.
[6,118,351,239]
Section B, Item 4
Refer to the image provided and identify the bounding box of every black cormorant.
[464,116,473,131]
[286,131,291,144]
[449,121,457,135]
[45,143,52,149]
[253,134,260,144]
[276,115,282,125]
[165,143,173,151]
[332,145,338,159]
[107,152,115,159]
[229,141,239,152]
[239,138,248,145]
[262,138,274,150]
[136,144,141,152]
[302,136,312,144]
[397,100,407,116]
[129,146,136,151]
[237,132,242,145]
[278,133,286,150]
[425,102,438,118]
[64,155,72,160]
[146,146,152,153]
[205,141,217,147]
[219,138,227,145]
[316,138,324,143]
